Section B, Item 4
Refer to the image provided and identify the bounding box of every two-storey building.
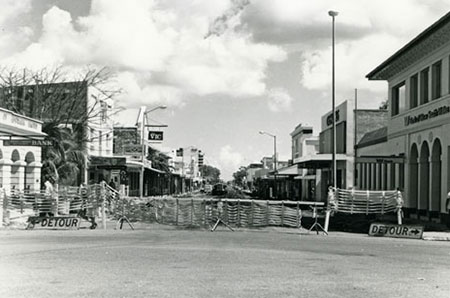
[367,12,450,224]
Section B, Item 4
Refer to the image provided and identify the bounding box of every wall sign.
[3,139,53,146]
[326,110,340,126]
[148,131,163,141]
[369,223,424,239]
[404,105,450,126]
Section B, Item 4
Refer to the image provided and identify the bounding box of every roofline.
[366,11,450,80]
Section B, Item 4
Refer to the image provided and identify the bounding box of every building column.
[0,160,12,194]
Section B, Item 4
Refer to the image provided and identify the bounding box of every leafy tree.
[232,166,247,187]
[147,147,171,173]
[200,165,221,184]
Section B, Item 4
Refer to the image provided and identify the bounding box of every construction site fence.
[1,183,320,229]
[0,183,119,225]
[115,197,310,229]
[328,188,403,224]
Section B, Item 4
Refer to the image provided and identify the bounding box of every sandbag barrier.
[328,188,403,224]
[1,184,117,227]
[112,197,304,229]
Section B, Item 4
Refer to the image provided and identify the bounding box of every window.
[410,74,418,109]
[431,60,442,100]
[391,82,405,116]
[420,67,429,104]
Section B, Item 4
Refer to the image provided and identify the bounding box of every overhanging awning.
[294,174,316,180]
[295,154,348,169]
[125,160,167,174]
[276,164,300,176]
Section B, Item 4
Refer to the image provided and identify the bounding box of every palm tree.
[41,122,87,187]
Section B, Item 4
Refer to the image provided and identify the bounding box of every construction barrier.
[2,183,328,230]
[328,188,403,224]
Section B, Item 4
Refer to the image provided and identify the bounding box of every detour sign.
[369,223,424,239]
[27,217,81,230]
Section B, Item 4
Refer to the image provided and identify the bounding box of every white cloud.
[0,0,286,109]
[218,145,243,180]
[267,88,293,112]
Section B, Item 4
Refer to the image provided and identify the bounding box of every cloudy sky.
[1,0,449,180]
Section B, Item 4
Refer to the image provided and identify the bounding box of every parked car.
[211,183,227,196]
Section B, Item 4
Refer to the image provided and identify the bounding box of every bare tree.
[0,66,123,186]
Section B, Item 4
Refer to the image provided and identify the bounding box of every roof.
[367,11,450,80]
[356,127,387,149]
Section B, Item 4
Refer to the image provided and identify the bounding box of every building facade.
[295,99,388,201]
[0,108,45,193]
[367,12,450,224]
[0,81,114,186]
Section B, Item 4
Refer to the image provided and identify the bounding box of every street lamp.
[259,131,277,198]
[140,105,167,198]
[328,10,338,189]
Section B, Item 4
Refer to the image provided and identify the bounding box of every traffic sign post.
[369,223,424,239]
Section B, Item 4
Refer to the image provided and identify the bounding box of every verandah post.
[237,199,241,227]
[176,198,179,226]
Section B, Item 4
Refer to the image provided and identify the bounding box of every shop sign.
[3,139,53,146]
[326,110,340,126]
[148,131,163,141]
[27,216,81,230]
[404,105,450,126]
[90,156,126,166]
[369,223,424,239]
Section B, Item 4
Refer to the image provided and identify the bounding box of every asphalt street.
[0,225,449,298]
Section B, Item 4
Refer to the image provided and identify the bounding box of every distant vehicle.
[211,183,227,196]
[204,184,213,193]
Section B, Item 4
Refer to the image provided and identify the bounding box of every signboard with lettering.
[148,131,163,141]
[368,223,424,239]
[90,156,126,166]
[27,216,81,230]
[3,139,53,146]
[404,105,450,126]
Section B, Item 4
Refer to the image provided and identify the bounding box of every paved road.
[0,225,449,298]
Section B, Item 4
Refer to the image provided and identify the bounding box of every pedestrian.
[108,178,116,190]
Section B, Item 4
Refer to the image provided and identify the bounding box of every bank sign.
[369,223,424,239]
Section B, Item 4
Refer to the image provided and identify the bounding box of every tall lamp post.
[329,10,338,189]
[259,131,277,198]
[140,105,167,199]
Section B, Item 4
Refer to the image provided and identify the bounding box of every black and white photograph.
[0,0,450,297]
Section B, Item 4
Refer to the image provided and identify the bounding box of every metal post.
[140,110,145,199]
[274,135,277,199]
[329,10,338,189]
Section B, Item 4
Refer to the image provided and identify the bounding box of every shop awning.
[294,154,347,169]
[125,159,167,174]
[276,164,300,176]
[294,174,316,180]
